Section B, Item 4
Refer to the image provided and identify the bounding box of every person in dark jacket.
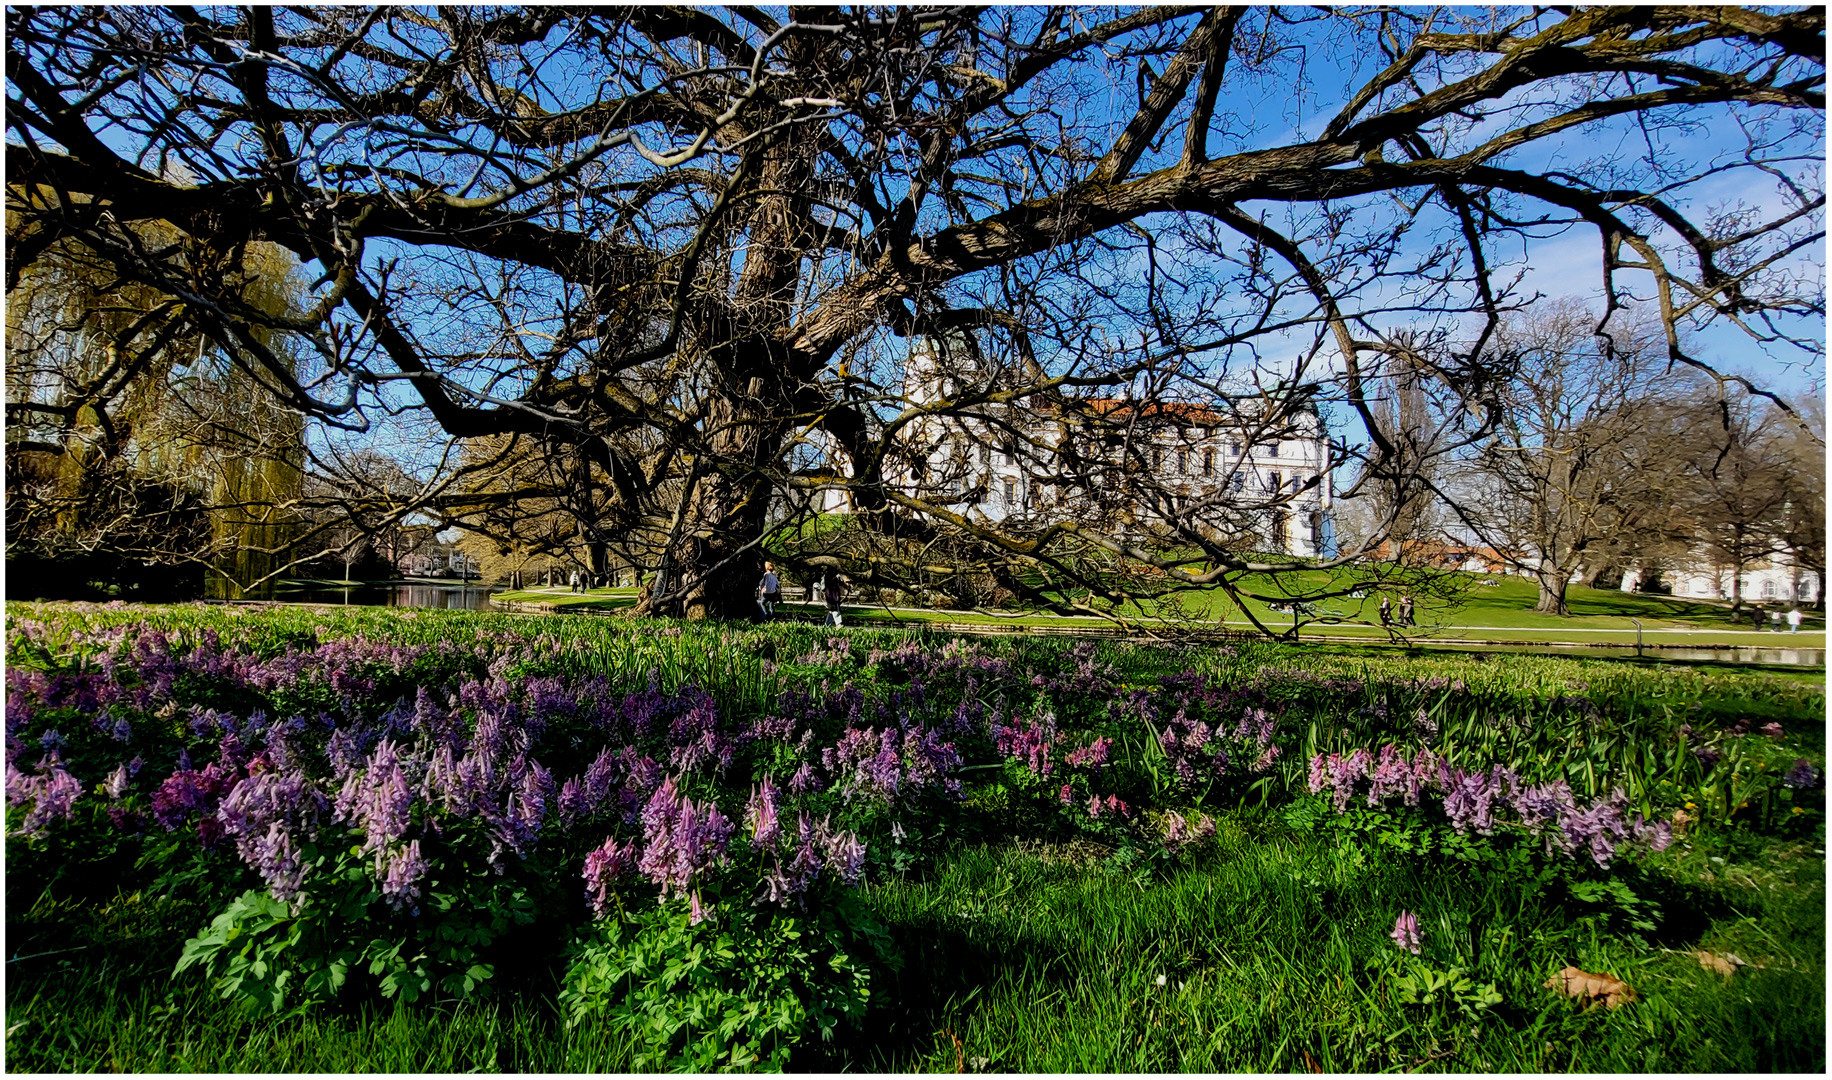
[821,567,845,627]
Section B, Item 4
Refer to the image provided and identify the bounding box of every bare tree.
[1679,390,1797,610]
[1769,396,1827,608]
[1444,303,1699,615]
[8,7,1823,623]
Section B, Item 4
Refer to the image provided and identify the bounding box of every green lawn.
[10,811,1822,1073]
[4,604,1823,1072]
[489,576,1823,649]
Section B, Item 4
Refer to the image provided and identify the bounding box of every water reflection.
[1455,644,1825,667]
[276,583,500,610]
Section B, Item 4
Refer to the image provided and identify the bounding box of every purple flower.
[1391,911,1422,955]
[636,778,733,899]
[583,836,637,919]
[152,760,238,835]
[746,779,782,849]
[1759,722,1785,738]
[1307,753,1330,795]
[218,770,328,899]
[1328,749,1371,812]
[1442,767,1498,835]
[1064,737,1112,770]
[380,840,429,911]
[1784,759,1821,790]
[992,716,1054,777]
[10,759,84,836]
[786,813,824,895]
[788,760,821,795]
[1629,813,1673,853]
[333,740,415,858]
[823,828,867,886]
[1554,789,1631,867]
[1365,745,1411,805]
[1510,779,1575,834]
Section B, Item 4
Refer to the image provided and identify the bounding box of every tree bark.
[639,381,784,620]
[1534,559,1569,616]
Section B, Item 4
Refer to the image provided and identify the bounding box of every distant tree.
[1764,395,1826,609]
[1445,303,1696,615]
[4,213,306,597]
[1678,391,1795,610]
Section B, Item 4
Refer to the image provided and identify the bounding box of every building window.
[999,446,1014,467]
[1231,473,1245,492]
[1228,440,1241,458]
[1763,580,1778,599]
[1151,445,1163,471]
[1002,479,1016,507]
[1202,449,1215,477]
[1176,448,1189,474]
[1267,470,1282,493]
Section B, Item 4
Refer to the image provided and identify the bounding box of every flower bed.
[5,602,1823,1067]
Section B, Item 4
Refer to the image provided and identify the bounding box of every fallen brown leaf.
[1693,950,1748,977]
[1543,965,1637,1009]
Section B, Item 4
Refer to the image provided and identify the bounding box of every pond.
[273,582,501,611]
[1440,642,1826,668]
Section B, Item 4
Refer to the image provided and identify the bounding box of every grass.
[10,816,1822,1072]
[490,575,1823,649]
[4,602,1822,1072]
[847,824,1824,1073]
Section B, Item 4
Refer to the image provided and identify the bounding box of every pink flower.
[1390,910,1422,955]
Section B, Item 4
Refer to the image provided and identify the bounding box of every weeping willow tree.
[5,195,306,599]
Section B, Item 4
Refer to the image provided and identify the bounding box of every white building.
[1622,549,1819,606]
[818,341,1333,558]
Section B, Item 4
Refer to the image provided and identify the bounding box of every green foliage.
[1388,957,1504,1019]
[174,840,537,1013]
[560,888,898,1071]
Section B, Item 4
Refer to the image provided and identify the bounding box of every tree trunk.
[638,384,783,621]
[1534,559,1569,615]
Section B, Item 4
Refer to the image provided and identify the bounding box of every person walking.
[821,566,845,628]
[568,569,580,593]
[1788,606,1803,633]
[1378,595,1393,627]
[1397,595,1415,627]
[758,562,781,621]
